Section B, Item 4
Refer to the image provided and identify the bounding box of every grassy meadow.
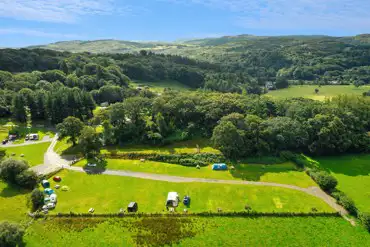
[268,85,370,100]
[75,159,316,188]
[0,181,30,222]
[2,141,50,166]
[130,80,190,93]
[315,154,370,212]
[24,216,370,247]
[47,170,333,214]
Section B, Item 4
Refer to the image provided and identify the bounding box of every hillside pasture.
[268,85,370,100]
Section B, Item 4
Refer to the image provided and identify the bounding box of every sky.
[0,0,370,47]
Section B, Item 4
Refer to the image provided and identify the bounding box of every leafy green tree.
[15,170,38,189]
[11,94,27,123]
[57,117,85,146]
[212,121,245,158]
[30,188,44,211]
[155,112,169,136]
[0,221,25,247]
[0,159,29,185]
[275,75,289,89]
[79,126,102,158]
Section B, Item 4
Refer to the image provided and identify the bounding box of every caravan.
[166,192,180,207]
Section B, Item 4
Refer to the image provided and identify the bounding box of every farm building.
[212,163,228,170]
[127,202,138,212]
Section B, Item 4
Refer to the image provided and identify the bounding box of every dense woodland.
[0,48,369,158]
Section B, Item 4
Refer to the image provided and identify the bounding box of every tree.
[0,159,29,185]
[30,188,44,211]
[155,112,168,136]
[79,126,102,158]
[15,170,38,189]
[212,121,245,158]
[275,75,289,89]
[57,117,85,146]
[0,221,25,247]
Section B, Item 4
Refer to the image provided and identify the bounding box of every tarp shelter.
[212,163,228,171]
[41,180,50,188]
[127,202,138,212]
[166,192,180,207]
[44,188,54,195]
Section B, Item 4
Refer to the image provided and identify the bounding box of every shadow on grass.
[82,159,108,175]
[0,184,29,198]
[312,154,370,177]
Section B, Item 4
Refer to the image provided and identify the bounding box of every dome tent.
[44,188,54,195]
[212,163,228,171]
[41,180,50,188]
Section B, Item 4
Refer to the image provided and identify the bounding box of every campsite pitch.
[48,170,333,214]
[74,159,316,188]
[3,141,50,166]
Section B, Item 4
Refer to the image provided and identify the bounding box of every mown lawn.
[47,170,332,214]
[315,154,370,212]
[75,159,316,188]
[131,80,190,93]
[0,181,30,222]
[3,142,50,166]
[268,85,370,100]
[24,216,370,247]
[102,138,220,155]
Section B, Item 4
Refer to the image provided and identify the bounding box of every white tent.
[166,192,180,207]
[50,194,57,203]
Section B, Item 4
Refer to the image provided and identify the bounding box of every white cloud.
[0,0,131,23]
[0,28,83,39]
[162,0,370,31]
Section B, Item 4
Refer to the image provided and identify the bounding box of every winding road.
[30,136,350,218]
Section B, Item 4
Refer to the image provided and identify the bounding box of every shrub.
[359,212,370,232]
[331,191,358,216]
[0,221,25,247]
[30,188,44,211]
[15,170,38,189]
[308,170,338,192]
[0,159,29,184]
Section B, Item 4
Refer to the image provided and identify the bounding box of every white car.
[87,163,97,167]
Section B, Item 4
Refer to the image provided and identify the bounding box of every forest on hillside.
[0,48,369,158]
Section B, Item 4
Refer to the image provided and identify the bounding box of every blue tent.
[212,163,228,171]
[41,180,50,188]
[44,188,54,195]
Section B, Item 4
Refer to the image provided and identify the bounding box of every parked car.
[2,139,8,145]
[25,135,29,141]
[183,195,191,206]
[87,163,97,167]
[8,135,17,141]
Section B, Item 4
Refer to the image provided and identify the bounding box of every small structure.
[89,208,95,213]
[55,185,61,189]
[140,159,145,163]
[28,134,39,141]
[41,180,50,188]
[196,165,200,169]
[50,194,57,203]
[46,203,55,209]
[53,176,62,182]
[212,163,228,171]
[44,188,54,195]
[183,195,191,206]
[166,192,180,207]
[61,186,69,191]
[127,202,138,213]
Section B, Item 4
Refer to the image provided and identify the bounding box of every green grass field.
[315,154,370,212]
[0,181,30,222]
[24,216,370,247]
[75,159,316,188]
[3,142,50,166]
[131,80,190,93]
[268,85,370,100]
[47,170,332,214]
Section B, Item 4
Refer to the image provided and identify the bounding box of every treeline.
[91,91,369,157]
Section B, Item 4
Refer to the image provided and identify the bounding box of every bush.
[15,170,38,189]
[30,188,44,211]
[280,151,308,169]
[331,191,358,216]
[0,159,29,184]
[359,212,370,232]
[308,170,338,192]
[0,221,25,247]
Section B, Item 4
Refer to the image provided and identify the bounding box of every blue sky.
[0,0,369,47]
